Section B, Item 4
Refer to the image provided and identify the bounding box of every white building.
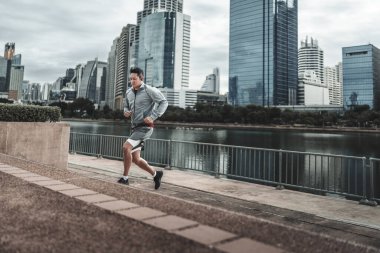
[298,37,324,83]
[324,63,343,106]
[106,38,119,110]
[158,87,197,108]
[298,70,329,105]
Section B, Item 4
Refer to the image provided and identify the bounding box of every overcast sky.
[1,0,380,94]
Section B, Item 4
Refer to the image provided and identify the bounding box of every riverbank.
[63,118,380,134]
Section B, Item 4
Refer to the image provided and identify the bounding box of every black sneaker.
[118,177,129,185]
[153,171,163,190]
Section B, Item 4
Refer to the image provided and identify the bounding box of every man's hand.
[124,111,132,118]
[144,116,154,126]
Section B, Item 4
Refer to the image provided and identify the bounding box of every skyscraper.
[2,43,16,92]
[131,0,189,90]
[105,38,119,110]
[115,24,136,110]
[298,37,324,83]
[78,59,107,105]
[229,0,298,107]
[137,11,190,89]
[343,44,380,110]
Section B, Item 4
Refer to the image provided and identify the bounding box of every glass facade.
[138,12,176,89]
[229,0,298,106]
[0,56,7,92]
[342,44,380,110]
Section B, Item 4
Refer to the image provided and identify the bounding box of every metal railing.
[69,132,379,205]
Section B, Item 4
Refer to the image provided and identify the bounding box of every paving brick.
[45,184,80,191]
[174,225,236,245]
[75,194,116,203]
[216,238,283,253]
[94,200,139,211]
[6,169,29,174]
[117,207,166,221]
[59,188,97,197]
[23,176,52,182]
[0,166,17,170]
[9,173,40,178]
[143,215,198,231]
[34,180,65,186]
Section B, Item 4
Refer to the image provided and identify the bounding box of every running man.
[118,67,168,189]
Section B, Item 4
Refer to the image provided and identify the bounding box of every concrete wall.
[0,122,70,170]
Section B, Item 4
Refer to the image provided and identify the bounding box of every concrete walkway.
[68,154,380,231]
[1,152,380,252]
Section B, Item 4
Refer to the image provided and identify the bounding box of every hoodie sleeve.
[124,90,131,113]
[146,86,168,121]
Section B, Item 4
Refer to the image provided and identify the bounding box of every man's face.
[130,73,142,90]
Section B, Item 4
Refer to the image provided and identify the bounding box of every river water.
[66,120,380,158]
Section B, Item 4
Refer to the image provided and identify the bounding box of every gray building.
[105,38,119,110]
[343,44,380,110]
[9,65,24,100]
[115,24,136,110]
[229,0,298,107]
[201,67,220,94]
[78,59,107,105]
[0,56,7,92]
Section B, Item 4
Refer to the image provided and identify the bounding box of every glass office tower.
[138,11,190,90]
[342,44,380,110]
[229,0,298,106]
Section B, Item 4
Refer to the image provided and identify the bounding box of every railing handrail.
[69,132,380,205]
[71,132,369,160]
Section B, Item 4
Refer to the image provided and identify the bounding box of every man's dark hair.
[130,67,144,80]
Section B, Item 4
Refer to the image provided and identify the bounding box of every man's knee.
[132,156,140,164]
[123,143,132,154]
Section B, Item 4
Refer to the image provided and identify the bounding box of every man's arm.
[146,86,168,121]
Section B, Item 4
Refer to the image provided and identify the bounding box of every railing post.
[359,157,377,206]
[97,135,103,159]
[276,150,284,190]
[215,144,222,179]
[165,140,172,170]
[70,132,76,155]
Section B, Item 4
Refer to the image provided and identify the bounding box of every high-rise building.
[78,59,107,105]
[135,0,190,90]
[324,63,343,106]
[3,43,16,92]
[136,0,183,41]
[342,44,380,110]
[201,67,220,94]
[9,65,24,100]
[229,0,298,107]
[298,37,324,83]
[137,11,190,90]
[0,56,7,92]
[4,43,15,60]
[105,38,119,110]
[115,24,136,110]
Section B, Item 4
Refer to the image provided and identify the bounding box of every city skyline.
[1,0,380,94]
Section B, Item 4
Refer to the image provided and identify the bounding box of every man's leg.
[118,141,133,185]
[132,150,163,190]
[132,150,155,175]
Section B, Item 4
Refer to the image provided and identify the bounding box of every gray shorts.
[127,127,153,151]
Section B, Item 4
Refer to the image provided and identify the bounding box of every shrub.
[0,103,61,122]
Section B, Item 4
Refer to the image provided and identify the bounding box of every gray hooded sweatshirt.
[124,83,168,129]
